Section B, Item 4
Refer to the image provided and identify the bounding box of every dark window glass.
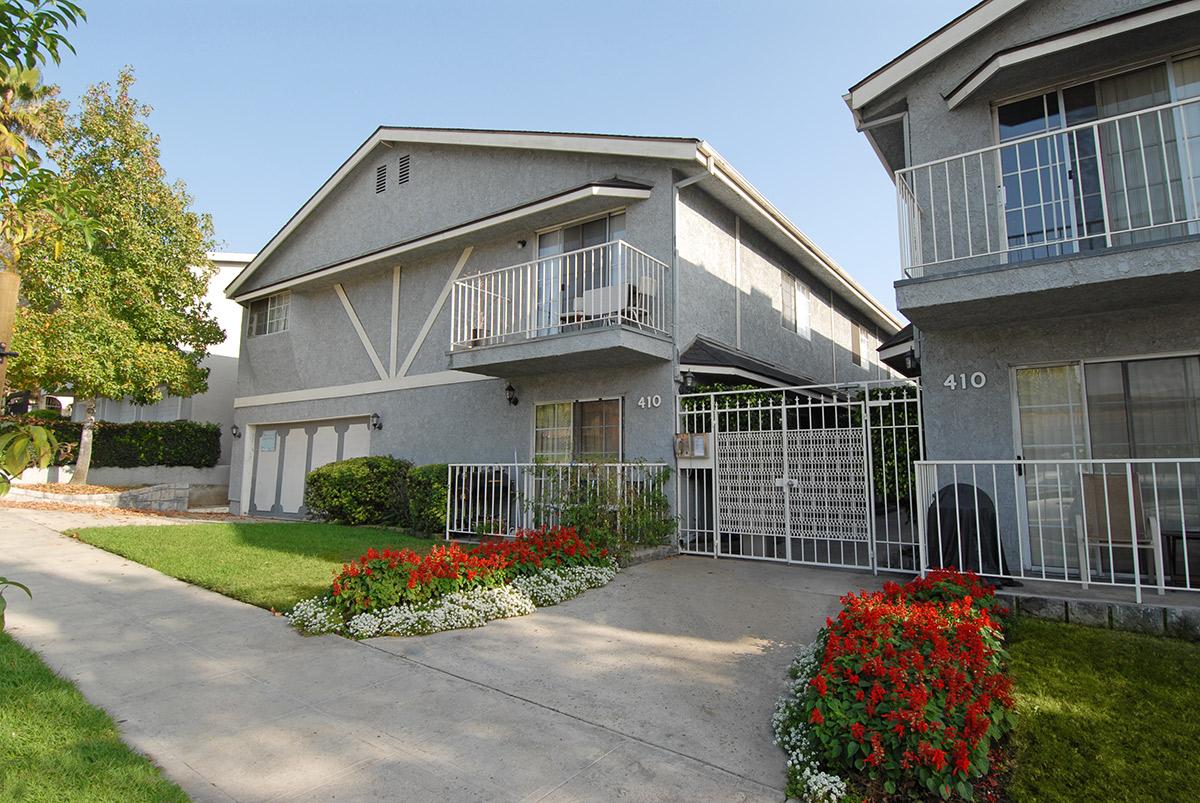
[999,94,1052,142]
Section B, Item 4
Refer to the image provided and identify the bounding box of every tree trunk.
[0,270,19,399]
[72,398,97,485]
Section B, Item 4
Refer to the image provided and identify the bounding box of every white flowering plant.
[288,534,620,639]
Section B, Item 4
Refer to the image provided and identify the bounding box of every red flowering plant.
[329,544,508,617]
[779,570,1015,801]
[472,525,611,578]
[327,527,611,618]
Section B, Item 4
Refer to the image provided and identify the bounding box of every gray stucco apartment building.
[224,129,900,517]
[848,0,1200,595]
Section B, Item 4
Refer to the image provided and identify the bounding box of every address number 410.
[943,372,987,390]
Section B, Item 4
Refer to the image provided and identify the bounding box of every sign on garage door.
[248,417,371,516]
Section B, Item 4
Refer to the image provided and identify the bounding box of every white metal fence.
[676,381,923,573]
[450,240,669,349]
[897,96,1200,277]
[915,458,1200,602]
[445,461,670,539]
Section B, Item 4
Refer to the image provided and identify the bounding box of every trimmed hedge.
[0,416,221,468]
[407,463,448,534]
[304,456,412,526]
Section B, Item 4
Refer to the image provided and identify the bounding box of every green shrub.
[0,417,220,468]
[522,462,674,559]
[304,455,412,526]
[25,409,66,421]
[407,463,448,534]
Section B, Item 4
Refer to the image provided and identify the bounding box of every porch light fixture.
[230,424,241,439]
[370,412,383,430]
[678,371,696,392]
[504,384,519,406]
[516,239,527,250]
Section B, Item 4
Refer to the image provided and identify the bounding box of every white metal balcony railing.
[915,459,1200,602]
[897,96,1200,277]
[450,240,669,350]
[445,462,670,539]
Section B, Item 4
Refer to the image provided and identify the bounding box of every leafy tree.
[0,1,84,71]
[9,68,222,482]
[0,1,86,443]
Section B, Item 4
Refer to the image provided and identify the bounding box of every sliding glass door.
[1014,365,1089,573]
[997,55,1200,262]
[534,212,625,336]
[1014,356,1200,577]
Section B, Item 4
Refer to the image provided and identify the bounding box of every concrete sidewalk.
[1,508,877,801]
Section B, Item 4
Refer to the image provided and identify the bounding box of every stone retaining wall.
[999,591,1200,642]
[8,483,191,512]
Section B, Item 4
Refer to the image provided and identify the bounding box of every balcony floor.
[447,324,673,377]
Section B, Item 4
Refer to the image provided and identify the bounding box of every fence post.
[1126,463,1143,604]
[710,394,720,559]
[916,462,929,578]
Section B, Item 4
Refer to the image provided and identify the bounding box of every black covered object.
[926,483,1013,578]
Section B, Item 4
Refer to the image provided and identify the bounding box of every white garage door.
[248,417,371,516]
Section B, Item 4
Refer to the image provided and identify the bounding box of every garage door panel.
[252,429,281,513]
[249,417,371,517]
[278,428,310,513]
[342,422,370,461]
[309,427,340,472]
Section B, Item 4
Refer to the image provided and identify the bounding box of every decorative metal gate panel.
[677,380,922,573]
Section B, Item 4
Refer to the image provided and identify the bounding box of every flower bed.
[288,526,617,638]
[772,569,1015,802]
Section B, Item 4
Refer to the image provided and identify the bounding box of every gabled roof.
[680,335,816,388]
[225,126,902,332]
[845,0,1028,113]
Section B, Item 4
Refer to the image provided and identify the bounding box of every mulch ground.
[0,498,252,521]
[13,483,140,495]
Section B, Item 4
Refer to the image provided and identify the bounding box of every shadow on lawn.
[226,521,437,563]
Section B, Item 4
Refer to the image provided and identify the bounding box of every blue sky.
[44,0,969,314]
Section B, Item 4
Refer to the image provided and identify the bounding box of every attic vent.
[397,154,411,185]
[375,163,388,194]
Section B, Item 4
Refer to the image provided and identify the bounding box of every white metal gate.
[676,380,923,573]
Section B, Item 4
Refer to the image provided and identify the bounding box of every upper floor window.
[851,322,867,369]
[248,291,289,337]
[781,271,810,338]
[537,211,625,257]
[996,54,1200,263]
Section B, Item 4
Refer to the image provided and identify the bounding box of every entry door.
[1013,365,1088,573]
[248,418,371,516]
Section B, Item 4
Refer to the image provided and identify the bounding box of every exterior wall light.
[505,384,519,406]
[230,424,241,439]
[370,412,383,430]
[679,371,697,392]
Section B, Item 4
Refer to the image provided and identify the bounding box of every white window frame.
[248,291,290,337]
[531,397,623,462]
[1009,350,1200,461]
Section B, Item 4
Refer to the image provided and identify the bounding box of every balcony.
[894,96,1200,326]
[448,240,672,376]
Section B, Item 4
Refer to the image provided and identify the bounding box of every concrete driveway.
[1,507,881,801]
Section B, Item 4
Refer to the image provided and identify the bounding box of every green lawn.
[70,522,432,611]
[1008,616,1200,801]
[0,632,188,802]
